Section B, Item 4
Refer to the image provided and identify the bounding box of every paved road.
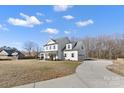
[15,60,124,88]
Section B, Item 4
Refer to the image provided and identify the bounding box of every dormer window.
[68,45,70,49]
[66,43,72,50]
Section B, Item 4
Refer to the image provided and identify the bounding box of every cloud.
[0,24,9,31]
[42,28,59,34]
[76,19,94,27]
[63,15,74,20]
[45,19,52,23]
[36,12,44,16]
[8,13,42,27]
[64,30,71,34]
[53,5,73,12]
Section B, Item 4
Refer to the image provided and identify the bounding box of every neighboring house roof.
[0,47,23,56]
[0,49,18,56]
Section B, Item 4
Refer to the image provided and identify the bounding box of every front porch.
[40,51,58,61]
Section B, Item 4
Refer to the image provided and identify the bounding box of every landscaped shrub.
[20,56,36,59]
[0,59,12,61]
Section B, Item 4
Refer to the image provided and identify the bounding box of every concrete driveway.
[15,60,124,88]
[76,60,124,88]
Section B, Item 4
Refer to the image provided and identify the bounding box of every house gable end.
[0,50,9,56]
[47,39,56,45]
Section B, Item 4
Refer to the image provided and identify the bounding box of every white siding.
[64,51,78,61]
[0,50,8,56]
[12,52,18,56]
[47,40,56,44]
[44,44,58,51]
[66,43,72,50]
[0,56,12,59]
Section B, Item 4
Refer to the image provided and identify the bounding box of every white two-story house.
[40,37,86,61]
[40,37,70,60]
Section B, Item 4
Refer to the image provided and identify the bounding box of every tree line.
[23,34,124,59]
[81,34,124,59]
[1,34,124,60]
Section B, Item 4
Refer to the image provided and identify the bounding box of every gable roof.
[73,41,83,50]
[43,37,84,52]
[52,37,70,43]
[64,41,84,51]
[0,47,20,56]
[0,49,18,55]
[44,37,70,46]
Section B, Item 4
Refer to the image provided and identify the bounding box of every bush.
[0,59,12,61]
[20,56,36,59]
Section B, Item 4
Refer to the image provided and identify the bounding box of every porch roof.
[40,51,58,54]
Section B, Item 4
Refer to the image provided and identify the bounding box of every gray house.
[0,47,25,60]
[40,37,86,61]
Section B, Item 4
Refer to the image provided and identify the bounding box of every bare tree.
[81,34,124,59]
[23,41,39,57]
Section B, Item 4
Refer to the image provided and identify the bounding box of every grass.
[0,60,81,88]
[107,59,124,76]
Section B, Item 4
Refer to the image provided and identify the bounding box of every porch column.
[43,53,46,60]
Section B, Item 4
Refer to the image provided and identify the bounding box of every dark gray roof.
[0,48,20,56]
[52,37,70,43]
[73,41,84,50]
[64,41,84,51]
[43,37,84,52]
[71,42,77,49]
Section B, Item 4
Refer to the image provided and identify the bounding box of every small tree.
[23,41,39,57]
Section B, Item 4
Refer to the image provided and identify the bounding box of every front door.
[50,54,54,60]
[49,53,56,61]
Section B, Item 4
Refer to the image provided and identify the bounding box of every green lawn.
[0,60,81,87]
